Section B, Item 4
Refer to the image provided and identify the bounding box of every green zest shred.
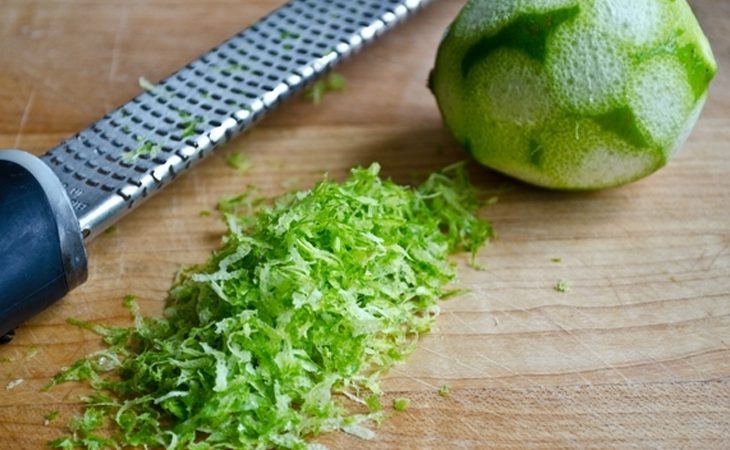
[122,139,161,163]
[304,73,347,105]
[225,152,252,174]
[26,344,39,360]
[392,398,410,412]
[48,163,491,449]
[555,278,572,293]
[138,77,157,94]
[178,111,204,138]
[45,410,61,426]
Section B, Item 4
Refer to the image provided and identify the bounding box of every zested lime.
[431,0,716,189]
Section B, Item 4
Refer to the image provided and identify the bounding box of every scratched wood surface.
[1,0,729,448]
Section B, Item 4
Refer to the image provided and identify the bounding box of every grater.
[0,0,432,340]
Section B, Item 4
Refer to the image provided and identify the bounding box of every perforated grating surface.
[41,0,430,240]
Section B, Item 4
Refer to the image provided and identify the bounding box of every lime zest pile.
[48,163,491,449]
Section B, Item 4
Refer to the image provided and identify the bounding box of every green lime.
[431,0,716,189]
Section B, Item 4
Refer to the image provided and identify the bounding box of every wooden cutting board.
[1,1,728,448]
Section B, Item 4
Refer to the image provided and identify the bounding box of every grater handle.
[0,150,88,340]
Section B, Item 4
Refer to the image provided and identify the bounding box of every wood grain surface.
[1,0,729,448]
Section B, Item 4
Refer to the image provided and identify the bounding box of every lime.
[431,0,716,189]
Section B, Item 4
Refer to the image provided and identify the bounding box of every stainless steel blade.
[41,0,430,240]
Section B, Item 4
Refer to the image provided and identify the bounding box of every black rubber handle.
[0,150,87,341]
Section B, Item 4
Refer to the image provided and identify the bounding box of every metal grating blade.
[41,0,430,240]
